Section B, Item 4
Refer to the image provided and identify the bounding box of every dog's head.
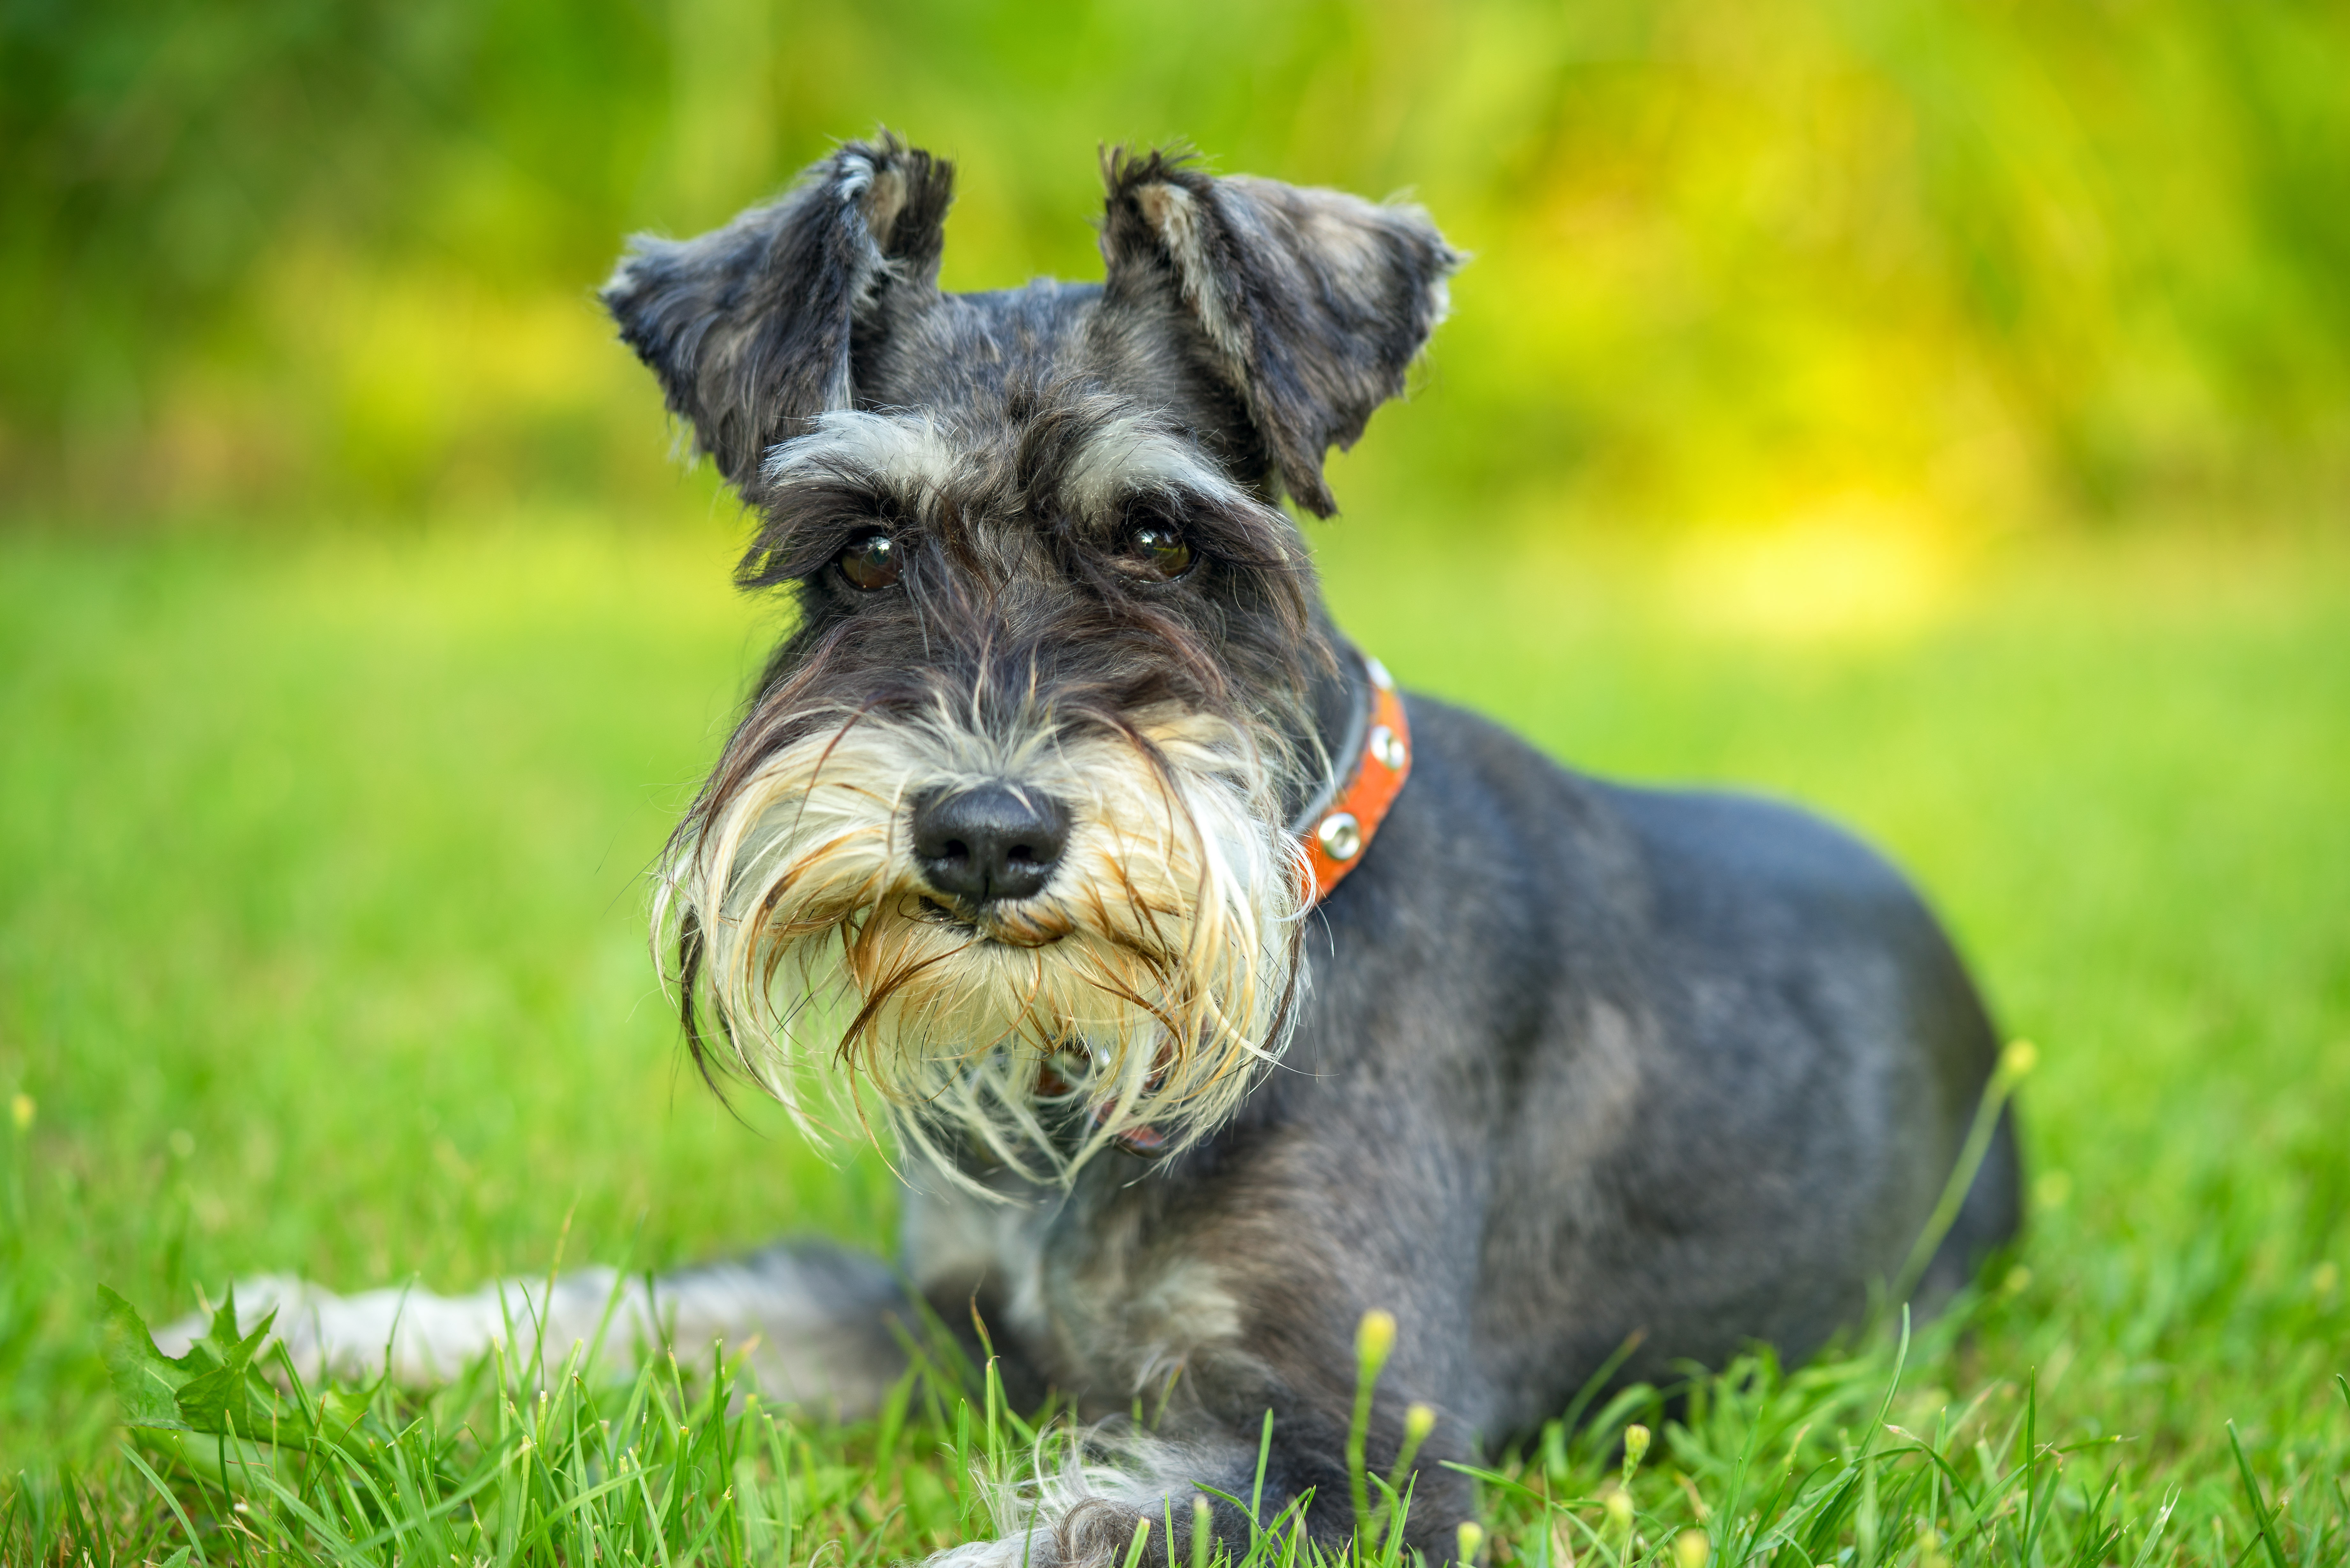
[604,134,1457,1181]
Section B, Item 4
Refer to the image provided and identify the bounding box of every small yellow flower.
[2000,1039,2039,1080]
[1604,1489,1634,1534]
[1621,1423,1651,1486]
[1455,1521,1484,1565]
[1356,1308,1398,1372]
[1405,1402,1437,1444]
[1672,1530,1710,1568]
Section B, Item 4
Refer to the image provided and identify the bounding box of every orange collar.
[1298,656,1412,907]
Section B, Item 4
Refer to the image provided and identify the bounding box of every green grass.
[3,512,2347,1564]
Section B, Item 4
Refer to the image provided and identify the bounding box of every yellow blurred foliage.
[1670,502,1955,640]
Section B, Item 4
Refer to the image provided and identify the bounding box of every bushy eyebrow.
[759,409,970,497]
[1059,413,1253,519]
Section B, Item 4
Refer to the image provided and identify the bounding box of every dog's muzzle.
[658,646,1409,1187]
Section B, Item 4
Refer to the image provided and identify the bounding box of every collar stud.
[1298,653,1411,905]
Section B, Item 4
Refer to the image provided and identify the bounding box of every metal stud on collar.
[1316,811,1364,862]
[1299,649,1409,905]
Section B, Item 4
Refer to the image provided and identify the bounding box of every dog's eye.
[1116,523,1195,581]
[836,532,901,591]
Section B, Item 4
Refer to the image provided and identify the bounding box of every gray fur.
[603,134,956,487]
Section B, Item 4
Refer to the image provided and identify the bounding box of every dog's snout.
[912,784,1071,906]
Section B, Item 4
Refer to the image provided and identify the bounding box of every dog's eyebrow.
[761,410,969,497]
[1061,413,1251,519]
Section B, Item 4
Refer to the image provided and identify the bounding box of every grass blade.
[2225,1422,2290,1568]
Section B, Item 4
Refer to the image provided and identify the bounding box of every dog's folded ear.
[1101,150,1461,517]
[602,134,953,490]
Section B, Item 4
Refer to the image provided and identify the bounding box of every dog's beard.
[657,699,1309,1186]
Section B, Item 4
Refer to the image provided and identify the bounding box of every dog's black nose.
[912,784,1071,906]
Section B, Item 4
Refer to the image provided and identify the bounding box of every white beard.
[656,695,1309,1187]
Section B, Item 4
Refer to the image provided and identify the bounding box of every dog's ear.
[602,134,954,490]
[1100,150,1460,517]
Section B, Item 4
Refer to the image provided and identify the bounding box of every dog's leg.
[158,1240,914,1415]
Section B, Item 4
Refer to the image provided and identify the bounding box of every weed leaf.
[95,1284,278,1438]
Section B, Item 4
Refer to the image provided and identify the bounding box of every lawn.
[2,510,2346,1564]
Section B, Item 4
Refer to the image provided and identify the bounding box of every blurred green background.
[4,0,2350,1533]
[8,0,2350,539]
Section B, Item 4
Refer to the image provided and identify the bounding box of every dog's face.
[603,138,1456,1180]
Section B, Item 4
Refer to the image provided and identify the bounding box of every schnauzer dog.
[179,135,2019,1566]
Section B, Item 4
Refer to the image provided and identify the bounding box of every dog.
[170,134,2020,1567]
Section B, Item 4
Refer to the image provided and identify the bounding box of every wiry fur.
[660,691,1307,1182]
[933,1425,1224,1568]
[603,134,956,486]
[177,134,2021,1568]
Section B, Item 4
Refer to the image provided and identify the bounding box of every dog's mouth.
[914,893,1072,949]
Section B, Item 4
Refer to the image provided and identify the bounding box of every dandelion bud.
[1455,1521,1484,1565]
[1605,1489,1634,1534]
[1621,1422,1651,1484]
[1673,1530,1709,1568]
[1356,1308,1397,1377]
[1386,1399,1439,1497]
[2000,1039,2038,1080]
[8,1093,30,1133]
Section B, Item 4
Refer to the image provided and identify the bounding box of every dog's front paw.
[929,1427,1215,1568]
[929,1498,1157,1568]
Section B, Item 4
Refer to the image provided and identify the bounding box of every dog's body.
[177,137,2019,1567]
